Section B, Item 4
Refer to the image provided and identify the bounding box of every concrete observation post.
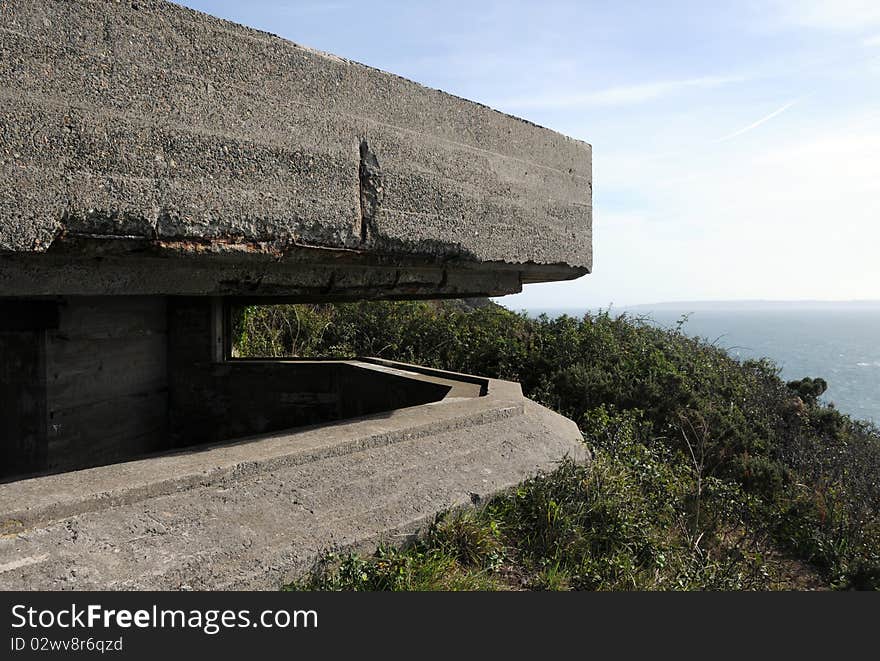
[0,0,592,589]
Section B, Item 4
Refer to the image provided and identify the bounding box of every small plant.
[426,511,505,570]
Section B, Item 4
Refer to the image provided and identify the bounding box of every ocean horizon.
[518,301,880,424]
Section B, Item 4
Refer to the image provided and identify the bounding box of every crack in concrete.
[358,139,384,244]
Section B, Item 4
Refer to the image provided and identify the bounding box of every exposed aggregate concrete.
[0,0,592,298]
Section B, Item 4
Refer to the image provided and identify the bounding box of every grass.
[290,456,820,591]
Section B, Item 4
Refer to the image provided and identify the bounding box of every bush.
[239,301,880,590]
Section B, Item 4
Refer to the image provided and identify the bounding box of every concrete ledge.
[0,376,587,590]
[0,372,516,533]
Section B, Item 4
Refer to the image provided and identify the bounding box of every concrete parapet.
[0,368,588,590]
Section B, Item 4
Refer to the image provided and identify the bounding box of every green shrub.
[243,301,880,590]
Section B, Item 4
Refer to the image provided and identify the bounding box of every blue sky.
[178,1,880,308]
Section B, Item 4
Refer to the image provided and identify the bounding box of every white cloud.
[506,111,880,308]
[769,0,880,31]
[714,98,802,142]
[497,74,745,111]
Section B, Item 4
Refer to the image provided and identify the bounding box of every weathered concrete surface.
[0,0,591,298]
[0,379,588,590]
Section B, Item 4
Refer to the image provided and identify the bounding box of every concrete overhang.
[0,0,591,299]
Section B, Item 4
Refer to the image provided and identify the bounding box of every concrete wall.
[1,297,170,478]
[0,331,47,478]
[166,299,451,446]
[44,297,169,471]
[3,296,464,479]
[168,360,451,447]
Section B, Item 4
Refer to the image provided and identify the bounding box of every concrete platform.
[0,373,588,590]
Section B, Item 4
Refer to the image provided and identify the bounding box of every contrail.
[715,98,804,143]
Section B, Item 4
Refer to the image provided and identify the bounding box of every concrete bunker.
[1,296,487,480]
[0,0,592,588]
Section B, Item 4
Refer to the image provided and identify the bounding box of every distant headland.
[623,299,880,311]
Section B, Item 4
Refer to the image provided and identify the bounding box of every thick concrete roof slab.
[0,0,591,297]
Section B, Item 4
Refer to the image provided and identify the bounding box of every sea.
[522,302,880,425]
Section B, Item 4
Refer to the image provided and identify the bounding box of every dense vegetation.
[234,300,880,590]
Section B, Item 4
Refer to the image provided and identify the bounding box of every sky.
[177,0,880,309]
